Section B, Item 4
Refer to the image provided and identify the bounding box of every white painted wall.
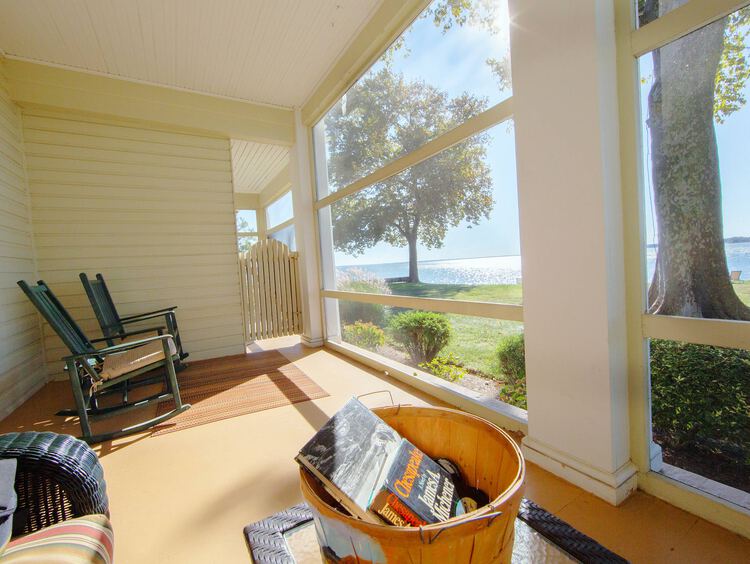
[0,58,46,417]
[510,0,635,503]
[22,108,245,378]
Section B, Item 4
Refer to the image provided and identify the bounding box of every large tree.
[326,67,493,282]
[643,0,750,319]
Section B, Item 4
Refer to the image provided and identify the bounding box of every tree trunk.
[646,8,750,320]
[407,234,420,283]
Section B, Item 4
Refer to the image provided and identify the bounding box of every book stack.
[296,397,468,526]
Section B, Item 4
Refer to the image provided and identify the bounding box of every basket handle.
[356,390,395,407]
[419,510,504,545]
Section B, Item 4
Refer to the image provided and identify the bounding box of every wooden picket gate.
[239,239,302,341]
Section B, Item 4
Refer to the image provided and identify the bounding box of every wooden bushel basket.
[299,405,525,563]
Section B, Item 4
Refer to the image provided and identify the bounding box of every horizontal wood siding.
[23,109,245,378]
[0,59,46,418]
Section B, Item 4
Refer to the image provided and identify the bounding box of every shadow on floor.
[0,346,337,457]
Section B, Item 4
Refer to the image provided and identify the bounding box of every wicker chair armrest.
[0,432,108,535]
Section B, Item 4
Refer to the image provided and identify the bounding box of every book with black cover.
[369,439,464,526]
[295,397,401,523]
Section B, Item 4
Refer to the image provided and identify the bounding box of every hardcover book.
[295,397,401,523]
[369,439,464,526]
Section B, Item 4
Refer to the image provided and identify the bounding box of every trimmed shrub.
[418,353,467,382]
[389,311,452,364]
[337,269,391,326]
[496,333,527,409]
[496,333,525,385]
[650,339,750,463]
[498,379,527,410]
[342,321,385,351]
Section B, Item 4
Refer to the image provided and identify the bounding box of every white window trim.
[305,1,526,430]
[325,339,528,433]
[322,290,523,321]
[630,0,750,56]
[265,190,294,231]
[315,99,514,210]
[616,0,750,538]
[266,217,295,236]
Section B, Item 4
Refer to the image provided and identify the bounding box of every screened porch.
[0,0,749,562]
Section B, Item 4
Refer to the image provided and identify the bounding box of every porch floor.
[1,337,748,563]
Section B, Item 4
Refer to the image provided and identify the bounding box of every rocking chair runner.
[17,280,191,444]
[79,273,189,363]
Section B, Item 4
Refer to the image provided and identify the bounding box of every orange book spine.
[371,490,427,527]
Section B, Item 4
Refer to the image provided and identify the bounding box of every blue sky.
[330,1,750,267]
[331,2,519,267]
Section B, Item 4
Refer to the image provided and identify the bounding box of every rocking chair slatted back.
[79,273,122,339]
[17,280,93,356]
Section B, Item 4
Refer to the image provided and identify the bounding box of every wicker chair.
[0,432,108,536]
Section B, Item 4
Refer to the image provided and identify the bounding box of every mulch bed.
[654,432,750,494]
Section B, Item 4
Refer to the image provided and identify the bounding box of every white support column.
[290,109,324,347]
[312,121,342,341]
[510,0,637,505]
[256,205,267,241]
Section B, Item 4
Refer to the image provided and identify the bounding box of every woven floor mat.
[152,350,328,436]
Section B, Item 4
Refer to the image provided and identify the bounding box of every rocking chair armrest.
[119,307,177,322]
[117,311,175,325]
[63,334,175,361]
[89,326,166,343]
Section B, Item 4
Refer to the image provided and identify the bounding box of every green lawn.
[388,282,523,377]
[733,281,750,306]
[388,282,523,304]
[381,280,750,377]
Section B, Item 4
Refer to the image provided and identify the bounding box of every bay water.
[338,242,750,285]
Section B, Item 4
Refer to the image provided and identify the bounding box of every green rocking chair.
[17,280,191,444]
[79,273,189,364]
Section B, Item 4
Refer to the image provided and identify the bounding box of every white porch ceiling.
[231,140,289,194]
[0,0,382,108]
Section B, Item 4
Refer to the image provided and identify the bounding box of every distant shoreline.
[647,237,750,248]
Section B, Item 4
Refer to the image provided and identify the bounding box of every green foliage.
[496,333,526,385]
[388,282,523,376]
[426,0,498,33]
[495,333,527,409]
[389,311,452,364]
[236,212,258,253]
[339,300,387,327]
[337,269,391,326]
[714,8,750,123]
[342,321,385,351]
[326,67,493,280]
[650,339,750,464]
[236,213,254,233]
[237,238,254,253]
[386,0,508,88]
[498,379,527,410]
[418,353,467,382]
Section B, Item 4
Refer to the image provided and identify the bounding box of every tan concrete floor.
[1,337,748,563]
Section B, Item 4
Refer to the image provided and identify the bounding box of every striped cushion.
[3,514,113,563]
[100,337,177,381]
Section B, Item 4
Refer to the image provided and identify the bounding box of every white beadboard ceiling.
[231,140,289,193]
[0,0,382,108]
